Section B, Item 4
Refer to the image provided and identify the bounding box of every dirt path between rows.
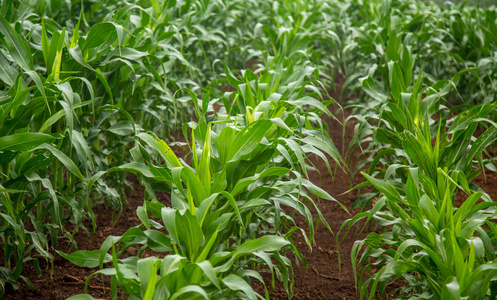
[257,104,367,300]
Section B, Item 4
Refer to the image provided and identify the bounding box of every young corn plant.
[0,12,99,292]
[61,118,339,299]
[209,61,342,179]
[342,168,497,299]
[61,202,293,299]
[337,2,497,298]
[348,49,496,207]
[247,0,338,85]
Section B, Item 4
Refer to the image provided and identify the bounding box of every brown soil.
[277,110,369,300]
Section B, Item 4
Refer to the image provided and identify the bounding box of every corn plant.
[337,1,497,298]
[209,63,342,175]
[6,0,497,299]
[61,113,343,298]
[342,168,497,299]
[0,11,98,292]
[62,210,292,299]
[349,63,497,201]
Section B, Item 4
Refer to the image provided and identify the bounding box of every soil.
[4,85,497,299]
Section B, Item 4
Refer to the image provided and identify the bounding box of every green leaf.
[39,109,65,133]
[55,250,111,268]
[362,173,403,204]
[66,295,103,300]
[401,131,437,179]
[199,125,212,196]
[68,46,95,71]
[137,133,182,168]
[388,61,406,101]
[144,230,172,252]
[467,127,497,166]
[137,257,158,300]
[196,260,220,289]
[0,133,54,151]
[233,236,290,260]
[360,76,388,103]
[95,68,113,101]
[25,70,49,111]
[0,14,33,71]
[231,167,289,197]
[107,121,136,136]
[226,120,272,163]
[175,210,203,261]
[0,51,18,85]
[292,96,333,116]
[84,23,117,49]
[223,274,257,300]
[169,285,208,299]
[441,277,461,300]
[109,47,148,60]
[35,144,87,183]
[240,198,270,210]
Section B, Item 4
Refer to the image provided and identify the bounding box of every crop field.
[1,0,497,299]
